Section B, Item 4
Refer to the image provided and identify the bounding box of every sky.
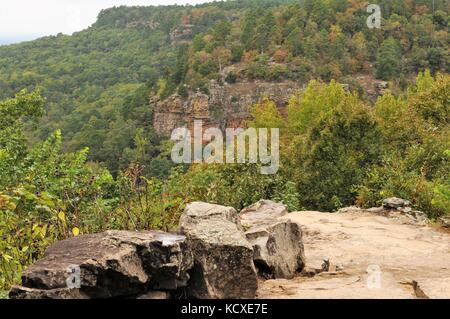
[0,0,214,44]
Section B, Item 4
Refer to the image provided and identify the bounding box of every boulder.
[440,217,450,228]
[245,219,305,279]
[383,197,410,209]
[9,286,89,299]
[10,230,193,299]
[240,200,305,279]
[180,203,258,299]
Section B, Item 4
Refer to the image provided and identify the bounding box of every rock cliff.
[151,80,299,136]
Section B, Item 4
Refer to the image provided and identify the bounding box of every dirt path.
[257,210,450,299]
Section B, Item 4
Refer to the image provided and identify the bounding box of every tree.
[254,11,276,53]
[295,95,383,210]
[427,48,445,73]
[249,98,285,129]
[410,71,449,129]
[212,47,232,74]
[376,37,402,80]
[286,27,303,56]
[173,44,190,85]
[212,20,232,44]
[0,91,115,290]
[0,90,45,187]
[286,80,345,136]
[241,11,257,50]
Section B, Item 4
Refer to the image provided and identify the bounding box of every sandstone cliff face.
[170,23,195,42]
[151,80,300,136]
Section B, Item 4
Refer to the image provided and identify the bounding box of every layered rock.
[10,230,193,299]
[9,286,90,299]
[383,197,411,209]
[151,80,299,136]
[240,200,305,279]
[170,23,194,42]
[10,201,311,299]
[338,198,429,226]
[179,202,258,299]
[180,201,243,230]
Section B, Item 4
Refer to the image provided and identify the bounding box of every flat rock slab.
[257,211,450,299]
[258,272,413,299]
[240,200,288,230]
[180,203,258,299]
[180,201,243,230]
[11,230,193,299]
[9,286,90,299]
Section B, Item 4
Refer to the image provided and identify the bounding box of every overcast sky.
[0,0,213,43]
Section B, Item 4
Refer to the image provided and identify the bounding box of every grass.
[0,291,9,299]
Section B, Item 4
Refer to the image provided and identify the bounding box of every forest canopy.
[0,0,447,175]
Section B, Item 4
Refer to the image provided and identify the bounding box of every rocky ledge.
[10,200,304,299]
[10,230,193,299]
[11,198,448,299]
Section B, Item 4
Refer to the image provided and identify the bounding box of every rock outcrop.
[383,197,411,209]
[240,200,305,279]
[10,201,308,299]
[179,202,258,299]
[11,230,193,299]
[338,198,429,226]
[152,80,299,136]
[180,201,243,230]
[10,198,449,300]
[240,199,288,229]
[170,23,194,42]
[440,217,450,228]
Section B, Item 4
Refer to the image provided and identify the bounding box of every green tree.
[254,11,276,53]
[295,95,383,210]
[376,37,402,80]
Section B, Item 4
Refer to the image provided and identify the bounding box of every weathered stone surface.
[180,203,258,299]
[180,202,243,231]
[439,216,450,228]
[240,200,305,279]
[136,290,170,299]
[151,80,300,137]
[246,220,305,279]
[240,200,288,229]
[383,197,410,209]
[11,230,193,299]
[170,23,194,42]
[337,204,429,226]
[258,209,450,299]
[9,286,90,299]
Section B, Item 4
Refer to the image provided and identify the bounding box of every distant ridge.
[0,34,46,45]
